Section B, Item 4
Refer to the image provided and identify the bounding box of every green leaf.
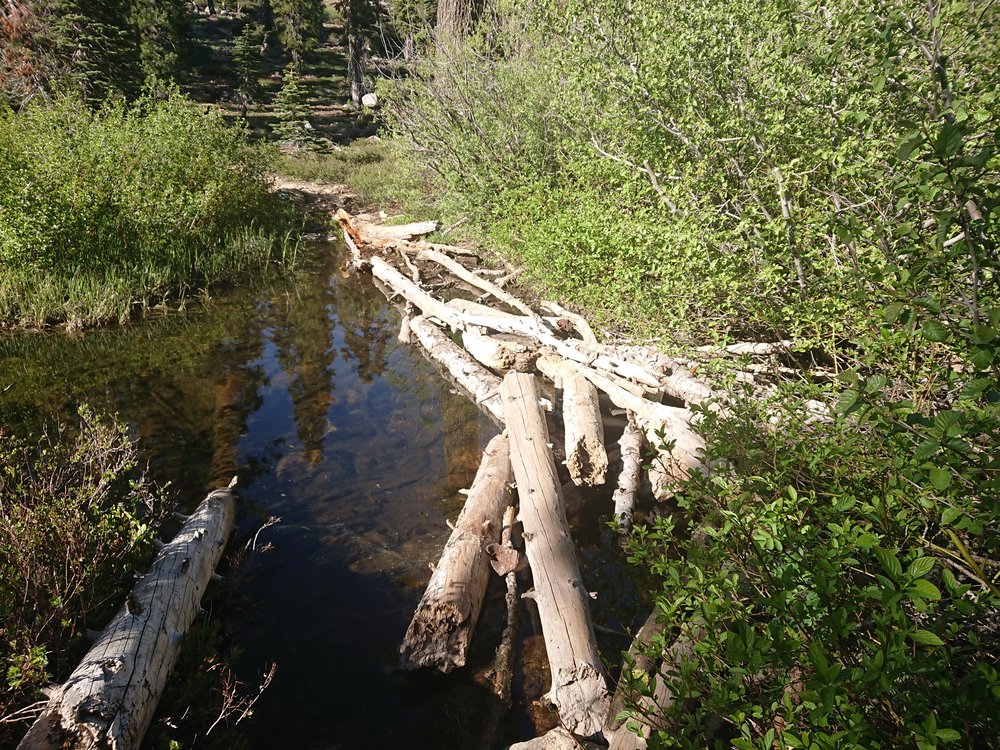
[836,389,860,415]
[969,346,995,370]
[972,325,997,344]
[936,122,964,158]
[856,533,878,549]
[936,728,962,742]
[914,439,940,461]
[907,556,935,578]
[959,377,992,400]
[941,506,962,525]
[910,579,942,600]
[911,629,945,646]
[875,547,902,578]
[929,467,952,490]
[884,302,906,323]
[921,320,949,342]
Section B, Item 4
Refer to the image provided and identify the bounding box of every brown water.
[0,242,644,749]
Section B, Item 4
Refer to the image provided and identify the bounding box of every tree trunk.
[19,485,236,750]
[501,372,610,736]
[399,434,513,671]
[348,30,365,107]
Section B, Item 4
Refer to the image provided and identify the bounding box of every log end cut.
[399,601,472,673]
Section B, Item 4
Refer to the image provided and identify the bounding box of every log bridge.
[337,209,718,746]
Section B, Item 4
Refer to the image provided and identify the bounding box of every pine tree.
[271,65,316,148]
[232,21,263,118]
[272,0,324,66]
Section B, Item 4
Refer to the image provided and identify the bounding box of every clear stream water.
[0,242,643,749]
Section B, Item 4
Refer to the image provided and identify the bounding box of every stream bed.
[0,241,644,749]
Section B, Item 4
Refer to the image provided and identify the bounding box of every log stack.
[336,209,717,744]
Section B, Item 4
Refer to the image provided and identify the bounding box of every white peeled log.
[20,485,236,750]
[535,355,608,487]
[696,340,793,356]
[538,355,706,486]
[408,315,505,424]
[501,372,611,736]
[611,416,644,533]
[417,247,538,319]
[370,258,660,390]
[399,434,514,672]
[540,300,598,344]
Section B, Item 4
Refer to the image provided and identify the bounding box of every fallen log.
[20,483,236,750]
[417,247,538,319]
[371,257,661,390]
[460,329,533,373]
[605,610,668,750]
[535,355,608,487]
[399,434,513,672]
[501,372,610,736]
[696,340,793,356]
[537,354,705,485]
[611,416,644,533]
[479,505,522,749]
[408,315,505,424]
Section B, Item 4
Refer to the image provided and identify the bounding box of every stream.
[0,241,643,749]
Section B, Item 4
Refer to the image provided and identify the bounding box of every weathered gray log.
[611,415,644,533]
[696,340,793,356]
[510,727,603,750]
[479,505,521,750]
[20,484,236,750]
[461,329,534,373]
[536,355,608,487]
[408,315,505,423]
[501,372,611,736]
[399,434,513,672]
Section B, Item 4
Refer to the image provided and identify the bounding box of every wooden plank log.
[19,484,236,750]
[501,372,611,736]
[418,247,538,318]
[535,355,608,487]
[408,315,505,424]
[399,434,513,672]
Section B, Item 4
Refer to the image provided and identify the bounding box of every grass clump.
[0,88,297,329]
[0,406,166,744]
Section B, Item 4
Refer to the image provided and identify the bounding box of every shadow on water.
[0,241,512,748]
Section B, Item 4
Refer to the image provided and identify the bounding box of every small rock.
[361,92,378,108]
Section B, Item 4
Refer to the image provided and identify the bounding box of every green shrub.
[0,88,295,328]
[0,406,166,743]
[382,0,998,352]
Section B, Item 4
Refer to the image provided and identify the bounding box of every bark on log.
[408,316,504,424]
[20,485,236,750]
[540,300,598,344]
[399,434,513,672]
[501,372,610,736]
[696,340,793,356]
[535,355,608,487]
[611,416,644,533]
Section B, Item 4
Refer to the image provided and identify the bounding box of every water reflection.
[0,243,499,749]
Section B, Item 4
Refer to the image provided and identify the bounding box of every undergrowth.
[0,406,167,745]
[0,88,298,329]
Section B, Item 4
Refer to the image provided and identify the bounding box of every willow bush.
[0,88,295,328]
